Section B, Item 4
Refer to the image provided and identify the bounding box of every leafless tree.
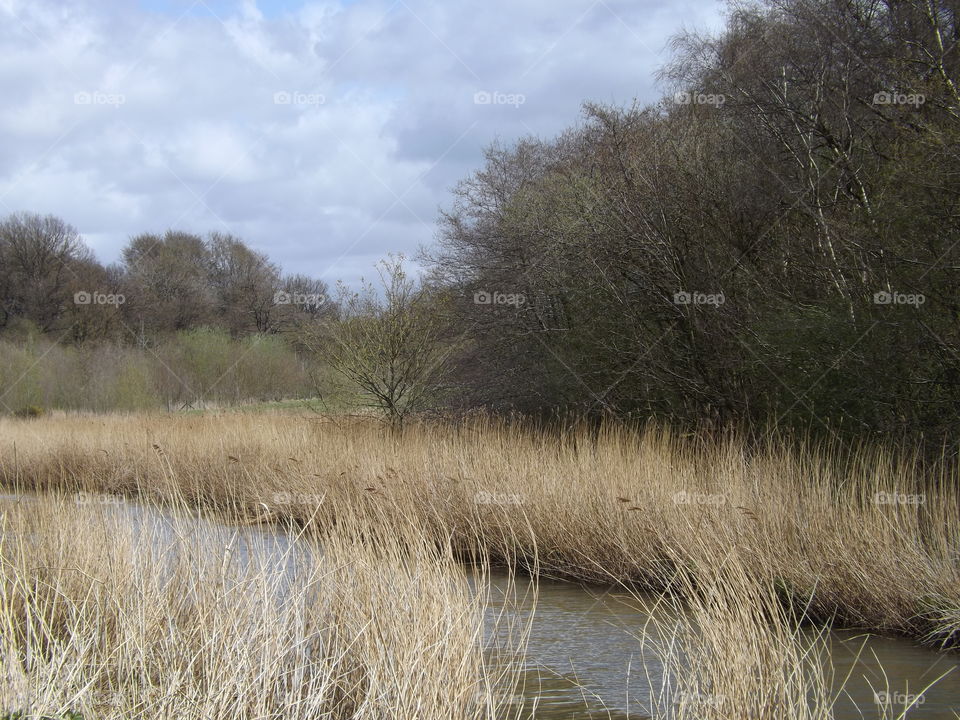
[306,255,455,428]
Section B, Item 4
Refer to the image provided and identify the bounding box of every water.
[479,572,663,719]
[1,493,957,718]
[480,570,960,718]
[827,631,960,719]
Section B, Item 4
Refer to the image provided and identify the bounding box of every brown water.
[2,494,958,718]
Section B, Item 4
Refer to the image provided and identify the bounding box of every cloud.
[0,0,725,286]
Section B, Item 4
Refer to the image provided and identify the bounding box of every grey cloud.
[0,0,724,284]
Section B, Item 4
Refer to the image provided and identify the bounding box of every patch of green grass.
[178,396,328,416]
[236,397,327,413]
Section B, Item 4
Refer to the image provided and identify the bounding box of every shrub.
[12,405,43,419]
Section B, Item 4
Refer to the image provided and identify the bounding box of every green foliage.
[160,327,235,400]
[155,328,315,408]
[0,341,45,411]
[12,405,44,418]
[0,330,318,414]
[317,256,455,425]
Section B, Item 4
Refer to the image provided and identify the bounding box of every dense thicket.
[428,0,960,443]
[0,330,317,412]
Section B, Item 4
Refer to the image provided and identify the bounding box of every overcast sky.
[0,0,725,285]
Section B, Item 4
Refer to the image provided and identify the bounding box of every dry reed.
[0,411,957,718]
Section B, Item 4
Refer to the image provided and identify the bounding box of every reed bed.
[1,412,954,645]
[640,532,958,720]
[0,411,957,718]
[643,545,836,720]
[0,490,526,720]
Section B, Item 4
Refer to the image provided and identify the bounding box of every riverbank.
[1,412,956,651]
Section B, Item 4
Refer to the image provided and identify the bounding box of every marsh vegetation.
[1,0,959,716]
[0,413,957,718]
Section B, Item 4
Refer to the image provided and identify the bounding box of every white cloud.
[0,0,725,285]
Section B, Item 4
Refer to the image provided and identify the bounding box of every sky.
[0,0,726,286]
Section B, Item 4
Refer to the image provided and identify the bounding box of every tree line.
[0,214,332,344]
[3,0,959,446]
[424,0,960,444]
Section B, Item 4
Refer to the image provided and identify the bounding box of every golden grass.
[0,492,527,719]
[0,411,957,718]
[643,549,836,720]
[640,534,957,720]
[2,412,954,644]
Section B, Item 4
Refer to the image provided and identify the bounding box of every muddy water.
[2,495,958,718]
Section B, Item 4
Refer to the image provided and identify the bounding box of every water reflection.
[477,571,661,718]
[827,631,959,719]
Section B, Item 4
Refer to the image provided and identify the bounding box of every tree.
[206,232,282,335]
[121,231,214,336]
[0,212,92,333]
[275,273,334,336]
[428,0,960,443]
[308,256,454,428]
[62,259,127,343]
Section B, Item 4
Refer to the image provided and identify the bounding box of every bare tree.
[206,233,281,335]
[307,256,454,428]
[274,273,334,336]
[0,212,91,333]
[121,231,214,335]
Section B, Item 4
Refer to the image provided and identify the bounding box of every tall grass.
[644,551,835,720]
[0,412,956,718]
[0,492,526,719]
[2,413,953,646]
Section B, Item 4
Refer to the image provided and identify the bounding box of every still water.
[2,495,957,718]
[480,571,959,719]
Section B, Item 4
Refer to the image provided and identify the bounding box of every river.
[1,494,957,718]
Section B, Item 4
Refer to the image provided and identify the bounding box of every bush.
[12,405,44,418]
